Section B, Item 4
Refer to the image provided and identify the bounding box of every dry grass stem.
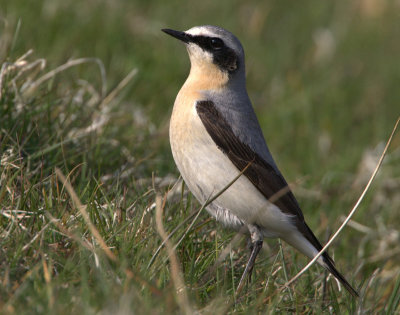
[149,162,252,272]
[22,57,106,97]
[155,192,192,315]
[45,212,94,251]
[53,169,163,296]
[55,167,117,262]
[101,68,138,107]
[283,116,400,291]
[201,172,294,288]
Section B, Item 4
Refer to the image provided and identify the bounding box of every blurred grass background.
[1,0,400,313]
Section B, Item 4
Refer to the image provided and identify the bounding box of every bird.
[162,25,358,297]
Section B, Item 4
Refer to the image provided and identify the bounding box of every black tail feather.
[299,222,359,297]
[322,255,359,298]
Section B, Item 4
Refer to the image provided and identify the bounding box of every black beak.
[162,29,191,43]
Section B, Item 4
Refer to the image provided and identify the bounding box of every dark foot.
[236,228,263,295]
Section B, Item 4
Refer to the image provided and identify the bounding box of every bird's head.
[162,25,245,88]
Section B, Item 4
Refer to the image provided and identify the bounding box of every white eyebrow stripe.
[185,27,215,37]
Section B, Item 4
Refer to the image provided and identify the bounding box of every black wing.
[196,101,325,253]
[196,100,305,218]
[196,100,359,297]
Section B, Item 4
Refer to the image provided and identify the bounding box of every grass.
[1,0,400,313]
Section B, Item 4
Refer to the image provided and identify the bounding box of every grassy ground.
[1,0,400,313]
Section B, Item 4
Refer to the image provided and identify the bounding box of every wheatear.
[162,25,358,297]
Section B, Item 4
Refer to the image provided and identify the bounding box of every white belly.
[169,101,295,237]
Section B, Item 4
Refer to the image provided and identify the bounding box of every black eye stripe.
[191,36,224,50]
[190,35,238,73]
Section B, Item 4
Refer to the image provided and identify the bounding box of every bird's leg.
[236,225,263,294]
[247,240,263,282]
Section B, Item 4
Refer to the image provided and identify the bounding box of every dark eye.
[209,38,224,50]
